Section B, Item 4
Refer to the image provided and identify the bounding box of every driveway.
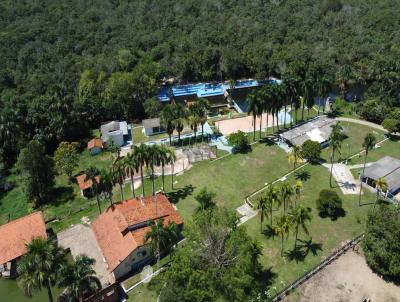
[57,224,115,286]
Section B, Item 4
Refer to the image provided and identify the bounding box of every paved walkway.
[57,224,115,286]
[237,203,258,225]
[335,117,387,132]
[321,163,361,195]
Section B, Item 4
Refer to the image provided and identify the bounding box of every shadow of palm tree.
[166,184,194,204]
[295,170,311,181]
[255,266,277,288]
[297,238,323,256]
[262,225,276,239]
[285,247,307,263]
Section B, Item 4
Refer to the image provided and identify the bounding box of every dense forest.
[0,0,400,166]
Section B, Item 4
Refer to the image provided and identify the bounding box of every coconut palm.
[288,145,303,171]
[167,148,177,190]
[147,144,161,196]
[373,177,388,209]
[111,160,125,201]
[247,92,260,141]
[85,166,101,214]
[329,122,345,187]
[172,103,186,145]
[293,95,301,125]
[158,145,170,192]
[197,98,210,141]
[132,144,148,197]
[280,182,294,214]
[256,195,268,233]
[265,184,279,226]
[99,168,114,206]
[160,105,175,146]
[17,237,67,302]
[274,215,292,256]
[124,152,139,198]
[358,133,377,206]
[294,180,303,208]
[58,255,101,302]
[260,84,274,136]
[290,205,312,249]
[187,104,201,144]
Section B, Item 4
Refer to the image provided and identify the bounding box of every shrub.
[228,131,249,153]
[316,189,344,219]
[381,118,400,134]
[363,204,400,281]
[356,99,391,124]
[301,140,322,162]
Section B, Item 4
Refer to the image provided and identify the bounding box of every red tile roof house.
[76,173,100,198]
[0,212,47,278]
[91,194,183,280]
[87,138,104,155]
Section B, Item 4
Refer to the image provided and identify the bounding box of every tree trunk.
[290,100,293,127]
[329,150,334,188]
[96,194,101,214]
[259,114,262,139]
[130,172,135,198]
[171,163,174,190]
[266,114,269,136]
[151,165,155,196]
[301,103,305,121]
[140,165,145,197]
[46,282,53,302]
[294,225,299,249]
[169,134,172,146]
[201,124,204,142]
[284,103,287,128]
[253,115,256,141]
[272,114,275,133]
[281,235,284,257]
[119,183,124,201]
[276,112,279,131]
[358,153,368,206]
[260,215,263,233]
[307,107,310,120]
[270,208,273,226]
[161,164,165,192]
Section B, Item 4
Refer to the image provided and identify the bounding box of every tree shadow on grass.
[295,170,311,181]
[319,207,346,221]
[166,184,194,204]
[262,224,276,239]
[255,266,277,288]
[286,238,323,263]
[260,137,276,146]
[48,186,75,206]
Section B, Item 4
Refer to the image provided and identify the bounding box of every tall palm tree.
[167,148,177,190]
[197,98,210,141]
[187,104,200,144]
[172,103,186,145]
[124,152,139,198]
[160,105,175,146]
[145,218,169,268]
[260,84,273,136]
[265,184,279,226]
[288,145,303,171]
[147,144,161,195]
[274,215,292,257]
[164,221,179,257]
[290,205,311,249]
[280,182,294,214]
[85,166,101,214]
[358,133,377,206]
[329,122,345,187]
[255,90,265,139]
[111,160,125,201]
[281,72,299,128]
[58,255,101,302]
[273,84,284,131]
[99,168,114,206]
[17,237,67,302]
[294,180,303,208]
[373,177,388,209]
[247,92,260,141]
[132,144,148,197]
[158,145,170,192]
[293,95,301,126]
[256,195,268,233]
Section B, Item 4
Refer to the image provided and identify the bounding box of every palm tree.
[147,144,161,195]
[164,221,179,256]
[294,180,303,208]
[280,182,294,214]
[158,145,170,192]
[373,177,388,209]
[265,184,279,226]
[172,103,186,145]
[247,92,260,141]
[160,105,175,146]
[293,95,301,125]
[329,122,345,187]
[187,104,200,144]
[260,84,273,136]
[85,166,101,214]
[99,168,114,206]
[274,215,292,256]
[167,148,177,190]
[132,144,148,197]
[197,98,210,141]
[256,195,268,233]
[281,72,299,128]
[111,160,125,201]
[358,133,376,206]
[58,255,101,302]
[288,145,303,171]
[17,237,67,302]
[255,91,265,139]
[124,152,139,198]
[290,205,311,249]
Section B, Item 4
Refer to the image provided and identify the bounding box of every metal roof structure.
[363,156,400,194]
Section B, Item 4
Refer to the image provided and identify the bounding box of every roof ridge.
[0,211,43,229]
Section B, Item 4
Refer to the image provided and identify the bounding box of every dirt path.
[285,250,400,302]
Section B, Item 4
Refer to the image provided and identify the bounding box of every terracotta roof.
[0,212,47,264]
[76,174,100,190]
[87,138,103,150]
[91,194,183,272]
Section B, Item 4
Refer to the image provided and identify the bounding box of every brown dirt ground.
[285,250,400,302]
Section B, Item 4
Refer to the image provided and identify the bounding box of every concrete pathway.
[237,203,258,225]
[322,163,361,195]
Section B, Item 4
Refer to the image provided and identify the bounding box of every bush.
[357,99,391,124]
[301,140,322,162]
[316,189,344,219]
[363,204,400,281]
[381,118,400,134]
[227,131,249,153]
